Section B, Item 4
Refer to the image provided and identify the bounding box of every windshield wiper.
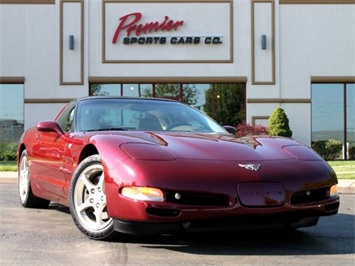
[86,127,126,132]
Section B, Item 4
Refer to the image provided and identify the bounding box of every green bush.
[0,151,17,161]
[0,142,18,161]
[311,139,342,160]
[268,107,292,138]
[349,146,355,160]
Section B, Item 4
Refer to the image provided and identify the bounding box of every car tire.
[69,154,117,241]
[18,150,50,208]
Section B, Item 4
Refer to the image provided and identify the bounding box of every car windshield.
[75,98,227,133]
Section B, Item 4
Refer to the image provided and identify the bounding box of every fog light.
[182,222,191,229]
[121,186,164,202]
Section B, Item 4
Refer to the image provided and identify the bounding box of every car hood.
[110,132,322,162]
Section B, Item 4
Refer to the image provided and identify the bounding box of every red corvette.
[17,97,339,240]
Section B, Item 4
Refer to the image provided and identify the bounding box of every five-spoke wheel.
[69,154,117,240]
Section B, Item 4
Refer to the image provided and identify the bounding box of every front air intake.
[165,191,230,206]
[291,187,329,204]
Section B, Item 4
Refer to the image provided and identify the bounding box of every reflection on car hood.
[107,132,318,161]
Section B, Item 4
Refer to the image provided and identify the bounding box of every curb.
[0,172,18,184]
[0,171,17,179]
[1,172,354,194]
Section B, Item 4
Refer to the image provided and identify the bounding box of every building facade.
[0,0,354,159]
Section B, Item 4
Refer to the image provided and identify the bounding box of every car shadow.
[113,213,354,256]
[47,203,354,256]
[49,203,71,213]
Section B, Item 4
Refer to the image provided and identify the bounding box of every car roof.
[76,96,179,103]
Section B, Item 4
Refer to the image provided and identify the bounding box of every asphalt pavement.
[0,171,354,193]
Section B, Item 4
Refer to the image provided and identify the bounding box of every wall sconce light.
[261,35,267,50]
[69,35,75,50]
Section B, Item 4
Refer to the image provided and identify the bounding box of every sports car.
[17,96,339,240]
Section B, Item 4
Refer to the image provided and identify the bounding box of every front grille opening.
[324,202,340,212]
[146,208,180,217]
[291,187,329,204]
[165,191,230,206]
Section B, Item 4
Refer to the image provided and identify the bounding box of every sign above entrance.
[112,12,185,44]
[103,1,233,63]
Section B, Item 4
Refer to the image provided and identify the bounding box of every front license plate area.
[237,182,285,207]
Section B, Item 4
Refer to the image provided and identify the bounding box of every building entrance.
[90,83,246,127]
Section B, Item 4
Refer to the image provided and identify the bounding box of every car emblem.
[238,164,261,171]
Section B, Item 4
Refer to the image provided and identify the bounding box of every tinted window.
[76,98,226,133]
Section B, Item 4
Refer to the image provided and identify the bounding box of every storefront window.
[202,83,246,126]
[0,84,24,152]
[312,83,354,160]
[154,84,181,100]
[346,84,355,159]
[89,82,246,127]
[91,84,120,96]
[185,84,209,113]
[122,84,153,97]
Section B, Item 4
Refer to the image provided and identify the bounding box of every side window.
[56,101,76,132]
[67,108,75,132]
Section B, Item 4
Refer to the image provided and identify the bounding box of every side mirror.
[37,121,64,135]
[223,125,237,134]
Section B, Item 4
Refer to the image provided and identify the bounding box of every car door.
[32,131,67,198]
[31,102,76,199]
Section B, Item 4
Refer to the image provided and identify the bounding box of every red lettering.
[165,20,174,31]
[112,12,184,44]
[112,13,142,44]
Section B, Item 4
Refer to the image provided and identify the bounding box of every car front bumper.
[113,214,321,235]
[112,195,339,235]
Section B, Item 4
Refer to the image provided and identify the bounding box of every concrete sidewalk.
[1,171,354,194]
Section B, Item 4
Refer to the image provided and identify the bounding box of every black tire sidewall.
[18,149,50,208]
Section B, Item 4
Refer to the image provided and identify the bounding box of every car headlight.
[328,185,338,197]
[121,186,164,202]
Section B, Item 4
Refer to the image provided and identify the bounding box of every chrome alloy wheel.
[18,153,30,204]
[73,163,112,233]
